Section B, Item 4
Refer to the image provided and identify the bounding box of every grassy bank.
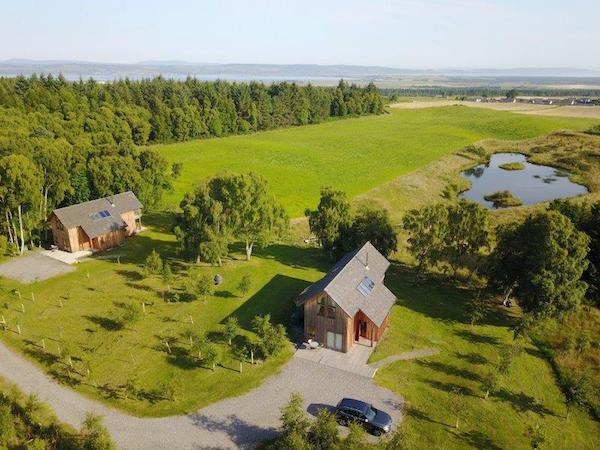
[372,268,600,449]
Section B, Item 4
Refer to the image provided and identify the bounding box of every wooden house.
[49,191,142,253]
[295,242,396,353]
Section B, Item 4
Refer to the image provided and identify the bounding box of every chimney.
[365,252,369,270]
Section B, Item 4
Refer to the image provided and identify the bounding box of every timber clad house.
[49,191,143,253]
[295,242,396,353]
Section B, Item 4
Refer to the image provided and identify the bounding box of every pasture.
[154,106,597,217]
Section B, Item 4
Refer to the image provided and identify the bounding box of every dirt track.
[390,100,600,119]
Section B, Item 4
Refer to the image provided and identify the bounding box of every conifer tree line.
[0,75,384,254]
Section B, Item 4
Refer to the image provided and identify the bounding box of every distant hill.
[0,59,599,83]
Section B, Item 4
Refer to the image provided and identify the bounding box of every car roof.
[339,398,370,413]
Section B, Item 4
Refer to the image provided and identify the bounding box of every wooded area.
[0,76,384,254]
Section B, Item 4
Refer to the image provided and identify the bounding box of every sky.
[1,0,599,69]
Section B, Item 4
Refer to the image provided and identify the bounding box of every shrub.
[483,190,522,208]
[143,250,163,276]
[584,124,600,136]
[81,412,115,450]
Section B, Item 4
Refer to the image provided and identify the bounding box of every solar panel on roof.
[90,210,111,221]
[357,276,375,297]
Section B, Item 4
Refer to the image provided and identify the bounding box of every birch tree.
[0,154,43,254]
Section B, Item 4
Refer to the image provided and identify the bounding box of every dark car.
[335,398,392,436]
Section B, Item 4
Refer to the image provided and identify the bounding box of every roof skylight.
[357,276,375,297]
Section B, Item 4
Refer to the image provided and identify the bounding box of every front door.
[360,320,368,338]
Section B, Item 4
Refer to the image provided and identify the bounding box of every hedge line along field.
[153,106,597,217]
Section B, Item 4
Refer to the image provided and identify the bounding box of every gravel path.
[0,342,403,449]
[369,348,439,369]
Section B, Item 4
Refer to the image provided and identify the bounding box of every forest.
[0,75,384,254]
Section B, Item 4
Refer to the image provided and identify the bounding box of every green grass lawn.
[0,214,329,416]
[372,268,600,449]
[153,106,597,217]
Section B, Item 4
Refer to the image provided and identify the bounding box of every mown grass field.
[372,269,600,450]
[0,215,328,416]
[154,106,597,217]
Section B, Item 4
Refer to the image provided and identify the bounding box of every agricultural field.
[391,100,600,120]
[154,106,597,217]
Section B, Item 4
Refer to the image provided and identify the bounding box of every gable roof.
[296,242,396,327]
[52,191,142,239]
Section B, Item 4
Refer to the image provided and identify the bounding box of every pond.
[459,153,588,208]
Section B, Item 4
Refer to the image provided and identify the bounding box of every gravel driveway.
[0,342,403,449]
[0,252,74,283]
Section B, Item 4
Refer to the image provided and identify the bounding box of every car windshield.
[365,406,377,421]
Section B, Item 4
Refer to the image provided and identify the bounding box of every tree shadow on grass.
[115,269,144,281]
[417,360,483,382]
[454,352,489,365]
[23,346,60,366]
[493,388,555,417]
[83,315,123,331]
[454,329,500,346]
[249,243,328,272]
[421,379,478,398]
[409,407,450,428]
[459,430,502,450]
[166,345,198,370]
[225,274,311,333]
[124,282,162,296]
[214,290,237,299]
[386,263,516,328]
[189,412,277,448]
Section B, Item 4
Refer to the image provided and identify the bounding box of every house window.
[317,297,326,317]
[327,300,336,319]
[317,296,336,319]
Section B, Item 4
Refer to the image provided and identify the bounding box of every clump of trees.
[268,392,413,450]
[403,200,490,275]
[488,211,589,317]
[307,187,397,258]
[548,199,600,307]
[252,314,288,358]
[176,172,288,263]
[0,75,383,255]
[0,383,114,450]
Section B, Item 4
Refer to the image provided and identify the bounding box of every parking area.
[0,252,75,283]
[295,338,377,378]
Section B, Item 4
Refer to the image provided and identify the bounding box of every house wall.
[50,216,86,252]
[120,210,139,236]
[92,229,127,251]
[354,310,389,343]
[50,216,71,251]
[303,292,352,352]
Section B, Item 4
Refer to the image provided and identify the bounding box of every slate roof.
[52,191,142,239]
[296,241,396,327]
